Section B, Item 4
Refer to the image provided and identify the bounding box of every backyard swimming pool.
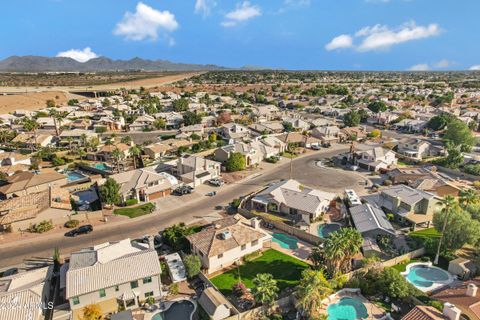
[327,297,368,320]
[94,163,111,171]
[152,300,195,320]
[317,223,341,238]
[272,233,298,249]
[402,262,454,292]
[66,171,87,182]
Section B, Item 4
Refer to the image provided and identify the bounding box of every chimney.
[443,303,461,320]
[148,236,155,250]
[467,283,478,297]
[251,218,260,229]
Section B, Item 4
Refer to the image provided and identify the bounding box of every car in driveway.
[173,185,194,195]
[1,267,18,277]
[208,178,224,187]
[65,224,93,237]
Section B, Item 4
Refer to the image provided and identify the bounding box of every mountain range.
[0,56,229,72]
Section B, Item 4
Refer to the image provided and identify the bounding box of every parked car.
[173,185,194,196]
[322,142,331,148]
[65,224,93,237]
[1,268,18,277]
[311,144,321,150]
[208,178,224,187]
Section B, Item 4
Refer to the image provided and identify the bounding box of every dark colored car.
[65,224,93,237]
[173,185,194,196]
[1,268,18,277]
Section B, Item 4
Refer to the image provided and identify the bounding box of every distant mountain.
[0,55,228,72]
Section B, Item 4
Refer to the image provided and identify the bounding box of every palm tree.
[251,273,278,307]
[22,118,39,151]
[0,130,12,144]
[87,136,100,152]
[459,189,479,206]
[295,269,333,319]
[66,136,74,150]
[435,196,457,265]
[129,145,141,169]
[80,133,88,148]
[111,148,123,173]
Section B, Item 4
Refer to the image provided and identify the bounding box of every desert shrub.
[232,282,248,297]
[29,220,54,233]
[64,219,80,228]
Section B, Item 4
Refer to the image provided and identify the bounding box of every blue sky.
[2,0,480,70]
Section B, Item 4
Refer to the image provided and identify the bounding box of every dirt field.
[0,91,74,113]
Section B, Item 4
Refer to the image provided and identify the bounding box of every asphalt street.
[0,147,350,269]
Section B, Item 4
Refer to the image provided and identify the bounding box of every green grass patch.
[114,203,155,218]
[409,228,441,240]
[251,210,290,223]
[210,249,308,296]
[391,258,421,272]
[281,152,297,159]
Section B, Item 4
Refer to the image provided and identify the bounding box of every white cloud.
[470,65,480,71]
[325,35,354,51]
[56,47,99,63]
[433,59,455,68]
[222,1,261,27]
[409,63,429,71]
[195,0,216,17]
[114,2,178,41]
[326,21,442,52]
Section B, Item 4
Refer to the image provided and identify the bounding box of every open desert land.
[0,91,76,113]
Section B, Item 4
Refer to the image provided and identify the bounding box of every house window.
[72,296,80,305]
[217,253,223,259]
[241,244,246,251]
[143,277,152,284]
[145,291,154,298]
[130,280,138,289]
[252,240,259,246]
[99,289,106,298]
[115,285,119,292]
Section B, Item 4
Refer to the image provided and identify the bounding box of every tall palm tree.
[0,130,12,144]
[80,133,88,148]
[295,269,333,319]
[435,196,457,265]
[111,148,123,173]
[129,145,141,169]
[22,118,39,151]
[251,273,279,307]
[459,189,479,206]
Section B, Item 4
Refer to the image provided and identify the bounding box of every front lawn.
[391,258,421,272]
[114,203,155,218]
[210,249,308,296]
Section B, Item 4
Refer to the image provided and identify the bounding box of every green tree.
[183,254,202,278]
[226,152,246,172]
[444,120,475,152]
[427,114,456,131]
[99,177,121,206]
[81,303,103,320]
[459,189,479,206]
[367,101,387,113]
[295,269,333,319]
[442,146,464,169]
[46,99,56,108]
[379,268,413,299]
[153,118,167,130]
[162,223,196,252]
[183,111,202,126]
[129,145,141,169]
[343,110,361,127]
[112,148,123,173]
[22,118,40,150]
[282,121,294,132]
[172,98,189,112]
[252,273,279,306]
[208,132,217,143]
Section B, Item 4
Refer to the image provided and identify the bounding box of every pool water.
[318,223,341,238]
[405,265,451,288]
[94,163,111,171]
[272,233,298,249]
[66,171,87,182]
[152,300,195,320]
[327,297,368,320]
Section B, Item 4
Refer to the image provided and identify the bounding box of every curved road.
[0,147,352,268]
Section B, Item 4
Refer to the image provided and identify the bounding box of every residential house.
[397,138,432,160]
[0,151,31,176]
[363,184,441,229]
[110,168,178,202]
[93,116,125,132]
[432,279,480,320]
[186,216,271,274]
[0,267,51,320]
[251,179,335,223]
[11,133,54,148]
[394,119,427,133]
[283,117,310,131]
[177,155,221,187]
[65,239,163,319]
[249,121,284,134]
[350,146,397,172]
[219,123,251,142]
[260,136,287,154]
[59,129,97,146]
[401,305,451,320]
[350,203,395,239]
[143,143,171,160]
[252,105,279,121]
[94,143,131,162]
[179,124,205,137]
[277,132,321,148]
[154,112,183,129]
[0,171,67,199]
[129,115,155,132]
[214,143,261,168]
[311,126,342,143]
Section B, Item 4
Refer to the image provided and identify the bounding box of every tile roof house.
[66,239,163,319]
[219,123,251,142]
[214,143,262,168]
[187,216,271,274]
[177,155,221,187]
[350,146,397,172]
[350,203,396,238]
[110,169,178,202]
[401,305,449,320]
[129,115,155,132]
[0,267,51,320]
[0,171,67,199]
[432,279,480,320]
[397,138,433,160]
[363,184,441,229]
[251,179,335,224]
[311,125,342,143]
